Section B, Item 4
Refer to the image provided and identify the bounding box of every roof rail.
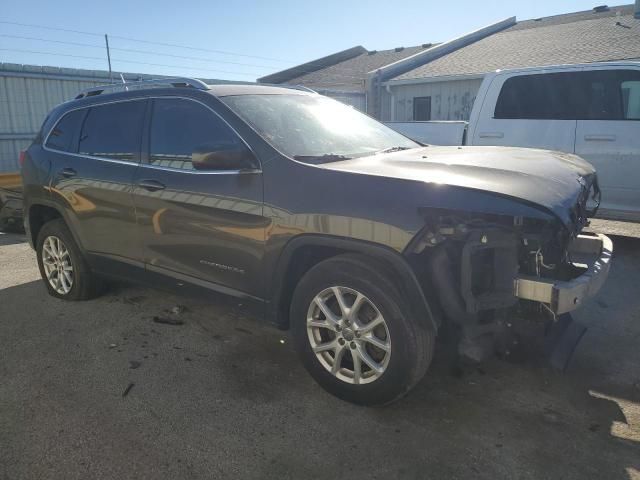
[291,85,317,93]
[256,82,317,93]
[74,77,209,100]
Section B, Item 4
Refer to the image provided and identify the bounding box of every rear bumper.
[514,233,612,314]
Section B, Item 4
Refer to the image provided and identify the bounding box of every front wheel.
[290,254,435,406]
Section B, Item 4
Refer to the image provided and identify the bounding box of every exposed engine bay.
[407,189,611,370]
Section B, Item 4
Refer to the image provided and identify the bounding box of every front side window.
[45,109,85,152]
[78,100,146,161]
[494,72,581,120]
[149,98,244,170]
[221,94,418,163]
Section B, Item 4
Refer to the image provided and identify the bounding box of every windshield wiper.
[293,154,353,164]
[375,146,413,154]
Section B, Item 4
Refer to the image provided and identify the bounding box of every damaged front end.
[407,190,612,370]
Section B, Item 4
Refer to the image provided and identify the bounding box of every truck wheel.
[290,254,435,406]
[36,219,101,301]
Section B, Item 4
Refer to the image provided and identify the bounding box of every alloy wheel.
[42,235,74,295]
[306,286,391,385]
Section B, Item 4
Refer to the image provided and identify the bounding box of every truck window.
[149,98,243,171]
[494,73,580,120]
[413,97,431,121]
[495,70,640,121]
[78,100,146,162]
[45,109,85,153]
[620,72,640,120]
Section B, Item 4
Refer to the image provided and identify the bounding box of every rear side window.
[78,100,146,161]
[495,70,640,121]
[149,98,243,170]
[45,110,85,152]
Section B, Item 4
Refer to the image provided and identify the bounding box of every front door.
[131,97,266,297]
[471,72,577,152]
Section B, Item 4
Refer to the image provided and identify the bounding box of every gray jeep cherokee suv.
[21,78,612,405]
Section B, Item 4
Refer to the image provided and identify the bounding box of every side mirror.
[192,143,258,171]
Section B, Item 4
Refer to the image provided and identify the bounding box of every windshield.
[221,94,419,162]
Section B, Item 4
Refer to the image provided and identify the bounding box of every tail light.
[19,150,26,167]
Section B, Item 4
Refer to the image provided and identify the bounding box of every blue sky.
[1,0,612,81]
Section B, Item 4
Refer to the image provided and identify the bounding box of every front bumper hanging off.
[514,233,613,314]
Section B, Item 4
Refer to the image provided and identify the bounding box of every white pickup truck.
[387,62,640,222]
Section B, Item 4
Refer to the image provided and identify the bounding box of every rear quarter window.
[45,109,85,152]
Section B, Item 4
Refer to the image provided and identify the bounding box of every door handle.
[138,179,166,192]
[60,167,77,178]
[584,134,616,142]
[478,132,504,139]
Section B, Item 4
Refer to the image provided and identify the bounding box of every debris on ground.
[122,296,146,306]
[152,316,184,326]
[129,361,141,369]
[122,383,135,398]
[108,343,118,349]
[167,305,188,315]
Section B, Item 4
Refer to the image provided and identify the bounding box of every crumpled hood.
[321,145,596,227]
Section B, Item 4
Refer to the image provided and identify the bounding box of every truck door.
[574,68,640,220]
[471,72,577,153]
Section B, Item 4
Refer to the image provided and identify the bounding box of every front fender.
[267,234,438,332]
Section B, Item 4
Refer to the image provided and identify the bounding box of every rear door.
[471,71,578,152]
[574,68,640,220]
[131,96,265,297]
[46,99,147,265]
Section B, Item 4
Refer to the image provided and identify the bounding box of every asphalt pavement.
[0,229,638,480]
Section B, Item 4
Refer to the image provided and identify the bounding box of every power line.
[0,20,103,37]
[0,33,369,82]
[0,19,390,82]
[0,20,290,63]
[0,19,380,80]
[0,34,278,69]
[0,48,260,76]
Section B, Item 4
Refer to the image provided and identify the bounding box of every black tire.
[290,254,435,406]
[36,218,102,301]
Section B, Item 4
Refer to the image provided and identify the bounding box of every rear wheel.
[291,254,435,406]
[36,219,101,300]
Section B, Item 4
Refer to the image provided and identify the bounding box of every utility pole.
[104,34,113,83]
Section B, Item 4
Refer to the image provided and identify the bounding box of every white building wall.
[382,77,484,122]
[315,89,366,112]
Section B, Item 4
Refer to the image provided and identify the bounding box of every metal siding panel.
[0,68,114,172]
[390,78,484,121]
